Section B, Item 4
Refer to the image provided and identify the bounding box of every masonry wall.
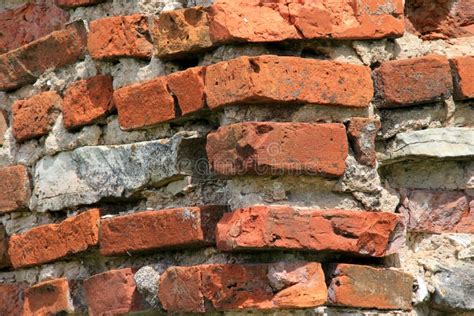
[0,0,473,315]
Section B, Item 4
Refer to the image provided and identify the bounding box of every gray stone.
[134,266,163,309]
[431,262,474,311]
[31,132,204,211]
[382,128,474,164]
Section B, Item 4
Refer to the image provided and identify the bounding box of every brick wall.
[0,0,473,315]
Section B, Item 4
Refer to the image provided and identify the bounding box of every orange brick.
[114,76,175,130]
[8,209,100,268]
[159,262,327,312]
[88,15,153,60]
[347,117,381,167]
[328,264,413,310]
[0,165,31,214]
[23,278,74,316]
[216,206,403,257]
[100,206,225,256]
[0,283,26,316]
[166,67,207,116]
[451,56,474,100]
[12,91,62,142]
[206,122,348,177]
[62,75,114,129]
[0,21,87,91]
[55,0,106,8]
[205,55,373,109]
[84,268,144,316]
[375,55,453,107]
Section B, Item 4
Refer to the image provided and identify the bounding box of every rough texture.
[347,117,381,167]
[62,75,114,129]
[100,206,225,256]
[0,165,31,214]
[0,21,87,91]
[88,15,153,60]
[207,122,348,177]
[383,128,474,163]
[55,0,106,8]
[451,56,474,100]
[0,110,7,146]
[84,268,144,316]
[216,205,403,257]
[7,209,100,268]
[0,283,25,316]
[166,66,207,116]
[375,55,453,107]
[0,224,9,268]
[328,264,413,310]
[12,91,62,142]
[399,189,473,233]
[159,262,327,312]
[31,133,202,211]
[23,278,74,316]
[205,55,373,109]
[0,1,69,54]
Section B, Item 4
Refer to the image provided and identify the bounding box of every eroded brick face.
[451,56,474,100]
[0,283,26,316]
[55,0,106,8]
[0,165,31,214]
[23,278,74,315]
[206,122,349,177]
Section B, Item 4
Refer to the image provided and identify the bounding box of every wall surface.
[0,0,473,315]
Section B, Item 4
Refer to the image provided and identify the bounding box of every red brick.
[375,55,453,108]
[114,76,175,130]
[0,20,87,91]
[399,189,474,233]
[88,15,153,60]
[328,264,413,310]
[451,56,474,100]
[55,0,105,8]
[100,206,225,256]
[84,268,144,316]
[153,7,213,59]
[0,1,69,54]
[159,262,327,312]
[210,0,404,41]
[206,122,349,177]
[8,209,100,268]
[62,75,114,129]
[216,206,403,257]
[205,55,373,109]
[406,0,474,40]
[347,117,381,167]
[12,91,62,142]
[166,66,206,116]
[23,278,74,316]
[0,109,7,145]
[0,283,26,316]
[0,224,9,268]
[0,165,31,214]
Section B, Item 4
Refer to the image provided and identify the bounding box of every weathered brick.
[166,66,207,116]
[327,264,413,310]
[0,165,31,214]
[153,7,213,59]
[205,55,373,109]
[88,15,153,60]
[0,109,7,145]
[406,0,474,40]
[206,122,349,177]
[216,206,403,257]
[114,77,175,130]
[8,209,100,268]
[0,283,26,316]
[23,278,74,315]
[0,224,9,268]
[0,20,87,91]
[55,0,105,8]
[84,268,144,316]
[159,262,327,312]
[12,91,62,142]
[347,117,381,167]
[100,206,225,256]
[399,189,473,233]
[375,55,453,108]
[0,1,69,54]
[451,56,474,100]
[62,75,114,129]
